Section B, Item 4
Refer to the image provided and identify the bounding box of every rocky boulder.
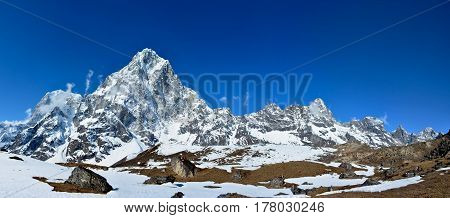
[291,186,310,195]
[144,176,176,185]
[338,162,353,171]
[362,178,381,186]
[339,172,360,179]
[217,193,249,198]
[231,169,248,182]
[65,167,113,194]
[170,156,197,178]
[268,176,285,188]
[382,168,397,179]
[9,156,24,161]
[402,171,416,178]
[171,192,184,198]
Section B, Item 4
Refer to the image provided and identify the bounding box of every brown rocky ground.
[321,170,449,198]
[128,161,345,187]
[56,162,109,171]
[43,131,447,197]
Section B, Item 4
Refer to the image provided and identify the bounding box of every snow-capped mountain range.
[0,49,441,165]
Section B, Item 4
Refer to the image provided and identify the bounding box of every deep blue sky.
[0,0,449,133]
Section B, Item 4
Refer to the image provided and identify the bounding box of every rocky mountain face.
[0,49,442,164]
[391,126,441,145]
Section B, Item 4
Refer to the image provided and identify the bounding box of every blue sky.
[0,0,449,133]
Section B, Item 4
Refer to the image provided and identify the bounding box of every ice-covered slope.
[1,48,441,165]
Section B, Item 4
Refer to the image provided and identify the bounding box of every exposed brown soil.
[313,133,450,198]
[56,162,109,171]
[129,161,343,187]
[320,171,450,198]
[321,133,449,168]
[112,144,213,168]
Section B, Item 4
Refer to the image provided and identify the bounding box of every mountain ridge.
[0,48,442,165]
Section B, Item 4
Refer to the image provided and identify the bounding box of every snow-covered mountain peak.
[395,125,407,132]
[1,48,443,164]
[393,125,409,135]
[417,127,439,141]
[361,116,384,127]
[308,98,333,119]
[132,48,165,63]
[29,90,82,124]
[261,103,282,114]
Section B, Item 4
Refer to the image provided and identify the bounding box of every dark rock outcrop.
[339,172,360,179]
[144,176,176,185]
[217,193,249,198]
[425,137,449,160]
[362,178,381,186]
[231,169,248,182]
[268,176,285,188]
[291,186,310,195]
[338,163,353,171]
[382,168,397,179]
[170,156,197,178]
[9,156,24,161]
[171,192,184,198]
[65,167,113,194]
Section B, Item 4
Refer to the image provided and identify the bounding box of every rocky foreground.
[0,131,445,198]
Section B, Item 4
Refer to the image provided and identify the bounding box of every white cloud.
[66,83,75,93]
[85,69,94,95]
[379,113,389,125]
[219,96,227,104]
[25,108,32,119]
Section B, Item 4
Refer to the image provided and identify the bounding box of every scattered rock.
[170,156,197,178]
[402,171,416,178]
[275,192,289,196]
[291,186,310,195]
[171,192,184,198]
[32,176,48,182]
[231,169,248,182]
[338,162,353,171]
[65,167,113,194]
[402,166,422,178]
[362,178,381,186]
[144,176,176,185]
[268,176,285,188]
[433,161,446,170]
[301,182,313,185]
[204,185,221,189]
[9,156,24,161]
[339,172,359,179]
[0,148,8,152]
[217,193,249,198]
[383,168,397,179]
